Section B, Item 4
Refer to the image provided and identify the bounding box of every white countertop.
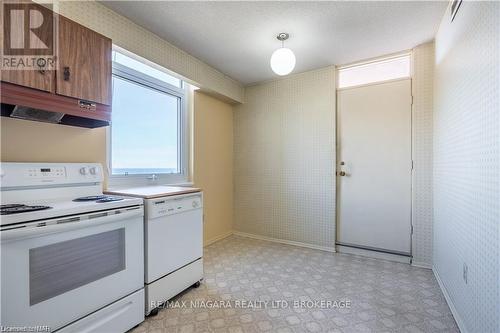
[104,185,201,199]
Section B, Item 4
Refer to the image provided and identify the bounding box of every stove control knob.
[79,167,88,175]
[89,167,98,175]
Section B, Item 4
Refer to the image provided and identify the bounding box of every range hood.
[1,82,111,128]
[10,106,65,124]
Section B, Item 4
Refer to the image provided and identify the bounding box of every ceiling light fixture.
[270,33,296,76]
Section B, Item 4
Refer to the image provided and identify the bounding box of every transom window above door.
[338,54,411,89]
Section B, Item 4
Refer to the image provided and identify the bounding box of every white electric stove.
[0,162,145,332]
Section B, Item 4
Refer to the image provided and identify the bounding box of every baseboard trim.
[336,245,411,264]
[411,261,432,269]
[233,231,336,253]
[433,266,468,333]
[204,231,233,247]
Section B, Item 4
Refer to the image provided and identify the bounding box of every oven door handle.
[1,206,143,242]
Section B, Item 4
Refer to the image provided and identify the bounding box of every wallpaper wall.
[234,67,336,250]
[433,2,499,332]
[55,1,244,103]
[411,42,434,268]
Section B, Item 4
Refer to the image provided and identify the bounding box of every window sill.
[106,173,191,190]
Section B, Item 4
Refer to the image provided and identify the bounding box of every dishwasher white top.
[105,185,201,199]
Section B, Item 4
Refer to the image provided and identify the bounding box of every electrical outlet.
[463,263,468,284]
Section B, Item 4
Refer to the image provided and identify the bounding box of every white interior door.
[337,79,412,255]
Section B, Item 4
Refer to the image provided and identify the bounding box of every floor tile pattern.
[133,236,458,333]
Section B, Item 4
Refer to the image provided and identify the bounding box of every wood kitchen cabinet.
[1,3,55,93]
[1,8,112,105]
[57,16,112,106]
[1,61,54,93]
[0,4,112,128]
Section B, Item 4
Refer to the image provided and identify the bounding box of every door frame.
[334,74,414,263]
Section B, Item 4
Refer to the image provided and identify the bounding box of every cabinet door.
[1,64,54,93]
[1,3,55,92]
[56,16,112,105]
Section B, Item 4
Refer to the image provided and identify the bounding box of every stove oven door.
[0,206,144,331]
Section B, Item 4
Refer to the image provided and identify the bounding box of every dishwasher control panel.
[146,193,202,219]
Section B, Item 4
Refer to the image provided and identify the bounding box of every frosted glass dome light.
[270,47,296,76]
[270,33,296,76]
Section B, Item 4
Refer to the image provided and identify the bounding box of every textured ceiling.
[101,1,448,85]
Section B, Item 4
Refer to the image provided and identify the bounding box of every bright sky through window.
[112,51,181,88]
[110,50,184,177]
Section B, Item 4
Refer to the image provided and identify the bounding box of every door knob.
[338,171,346,177]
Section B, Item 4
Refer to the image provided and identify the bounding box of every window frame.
[107,50,189,188]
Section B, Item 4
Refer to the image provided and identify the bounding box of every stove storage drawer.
[58,289,144,333]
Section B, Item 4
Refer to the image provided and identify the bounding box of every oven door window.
[29,228,126,305]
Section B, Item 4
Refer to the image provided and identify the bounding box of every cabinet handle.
[78,100,96,111]
[63,67,70,81]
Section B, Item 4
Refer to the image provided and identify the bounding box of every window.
[112,51,181,88]
[338,54,410,89]
[110,49,187,186]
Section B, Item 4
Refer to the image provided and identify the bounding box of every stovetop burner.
[73,195,108,202]
[96,197,124,203]
[0,204,52,215]
[73,195,124,203]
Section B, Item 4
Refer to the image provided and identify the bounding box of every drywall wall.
[411,42,434,267]
[233,66,336,249]
[0,117,107,172]
[54,1,243,103]
[193,92,234,245]
[433,2,499,332]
